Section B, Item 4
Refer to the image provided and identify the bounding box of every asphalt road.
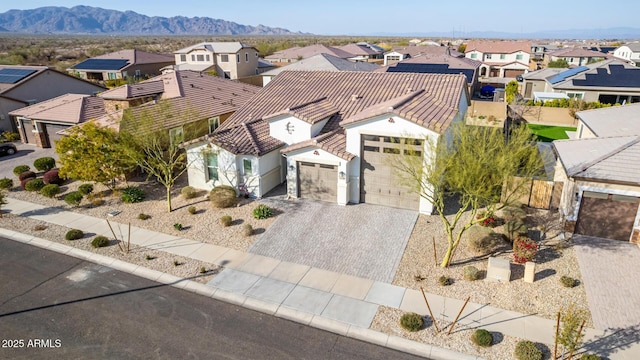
[0,237,425,360]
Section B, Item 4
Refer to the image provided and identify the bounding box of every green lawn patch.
[527,124,577,142]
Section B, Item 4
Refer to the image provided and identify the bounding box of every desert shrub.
[181,186,197,199]
[579,354,601,360]
[514,340,542,360]
[65,229,84,240]
[399,312,424,332]
[513,237,538,264]
[466,226,498,254]
[121,186,145,203]
[242,224,254,236]
[220,215,232,227]
[91,198,105,207]
[2,130,20,141]
[173,223,183,231]
[438,275,453,286]
[505,220,528,242]
[64,191,83,206]
[199,266,207,274]
[502,206,527,222]
[13,165,30,176]
[24,178,45,192]
[138,213,151,220]
[78,183,94,195]
[471,329,493,347]
[43,169,63,185]
[476,211,497,227]
[33,157,56,172]
[209,185,237,208]
[0,177,13,189]
[91,235,109,248]
[560,275,577,288]
[18,171,36,181]
[188,206,197,214]
[463,266,481,281]
[253,204,273,219]
[40,184,60,198]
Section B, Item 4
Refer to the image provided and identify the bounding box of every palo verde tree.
[56,121,136,189]
[392,122,543,267]
[120,101,202,213]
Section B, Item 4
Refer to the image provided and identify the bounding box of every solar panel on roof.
[0,68,37,84]
[72,59,129,71]
[548,66,589,84]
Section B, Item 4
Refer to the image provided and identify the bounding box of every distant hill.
[373,27,640,40]
[0,6,301,35]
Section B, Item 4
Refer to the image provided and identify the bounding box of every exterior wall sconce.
[288,165,295,171]
[339,171,346,180]
[388,117,395,123]
[313,150,319,155]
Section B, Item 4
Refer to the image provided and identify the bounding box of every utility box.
[486,257,511,282]
[524,261,536,283]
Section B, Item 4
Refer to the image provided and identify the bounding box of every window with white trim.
[470,53,477,59]
[516,54,523,60]
[236,54,240,63]
[245,53,249,62]
[169,127,184,145]
[205,152,218,182]
[220,54,229,62]
[486,54,492,59]
[180,54,186,62]
[243,158,252,175]
[197,54,204,61]
[208,116,220,133]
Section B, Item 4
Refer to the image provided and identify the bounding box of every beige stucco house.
[169,42,260,80]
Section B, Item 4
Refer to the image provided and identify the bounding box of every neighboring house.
[544,48,608,67]
[336,43,384,62]
[531,44,560,62]
[11,70,259,148]
[169,42,260,80]
[0,65,105,135]
[612,43,640,66]
[553,103,640,242]
[261,53,380,86]
[69,49,174,82]
[465,40,531,78]
[520,59,640,103]
[383,53,482,95]
[264,44,354,64]
[383,45,452,66]
[184,71,469,214]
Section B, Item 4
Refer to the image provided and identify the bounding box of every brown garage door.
[298,162,337,202]
[504,69,525,78]
[43,123,68,148]
[21,119,37,145]
[575,191,639,241]
[360,135,421,210]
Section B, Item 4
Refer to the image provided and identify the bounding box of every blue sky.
[0,1,637,35]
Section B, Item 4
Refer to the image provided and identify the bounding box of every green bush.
[78,183,94,195]
[253,204,273,219]
[173,223,183,231]
[40,184,60,198]
[242,224,254,236]
[33,157,56,172]
[466,226,499,254]
[13,165,30,176]
[505,220,528,242]
[65,229,84,240]
[514,340,542,360]
[220,215,232,227]
[560,275,577,288]
[0,177,13,189]
[471,329,493,347]
[181,186,197,199]
[188,206,197,214]
[64,191,83,206]
[438,275,453,286]
[24,178,45,192]
[399,312,424,332]
[464,266,481,281]
[210,185,237,208]
[91,236,109,248]
[2,130,20,141]
[138,213,151,220]
[121,186,145,203]
[579,354,602,360]
[502,206,527,222]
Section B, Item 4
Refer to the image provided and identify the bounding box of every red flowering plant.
[476,211,497,228]
[513,236,538,264]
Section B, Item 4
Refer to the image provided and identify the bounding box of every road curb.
[0,228,483,360]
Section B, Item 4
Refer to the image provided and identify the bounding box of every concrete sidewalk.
[3,197,636,360]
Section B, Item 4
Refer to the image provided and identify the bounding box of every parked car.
[0,143,17,156]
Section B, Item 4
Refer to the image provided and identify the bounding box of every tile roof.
[577,103,640,137]
[337,43,381,56]
[261,53,379,76]
[265,44,354,61]
[94,49,174,65]
[554,136,640,184]
[387,46,451,57]
[99,80,165,100]
[465,40,531,54]
[213,71,467,156]
[174,42,254,54]
[621,43,640,52]
[548,48,610,58]
[281,130,354,160]
[521,68,563,81]
[263,97,340,125]
[209,118,284,156]
[9,93,104,124]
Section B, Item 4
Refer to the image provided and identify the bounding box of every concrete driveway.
[572,235,640,330]
[0,142,57,178]
[249,199,418,283]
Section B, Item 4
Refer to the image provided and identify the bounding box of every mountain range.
[0,6,299,35]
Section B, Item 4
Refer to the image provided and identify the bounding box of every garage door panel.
[575,193,639,241]
[21,120,36,144]
[298,162,337,202]
[44,124,68,148]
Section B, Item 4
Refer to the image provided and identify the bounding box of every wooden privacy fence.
[502,176,563,209]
